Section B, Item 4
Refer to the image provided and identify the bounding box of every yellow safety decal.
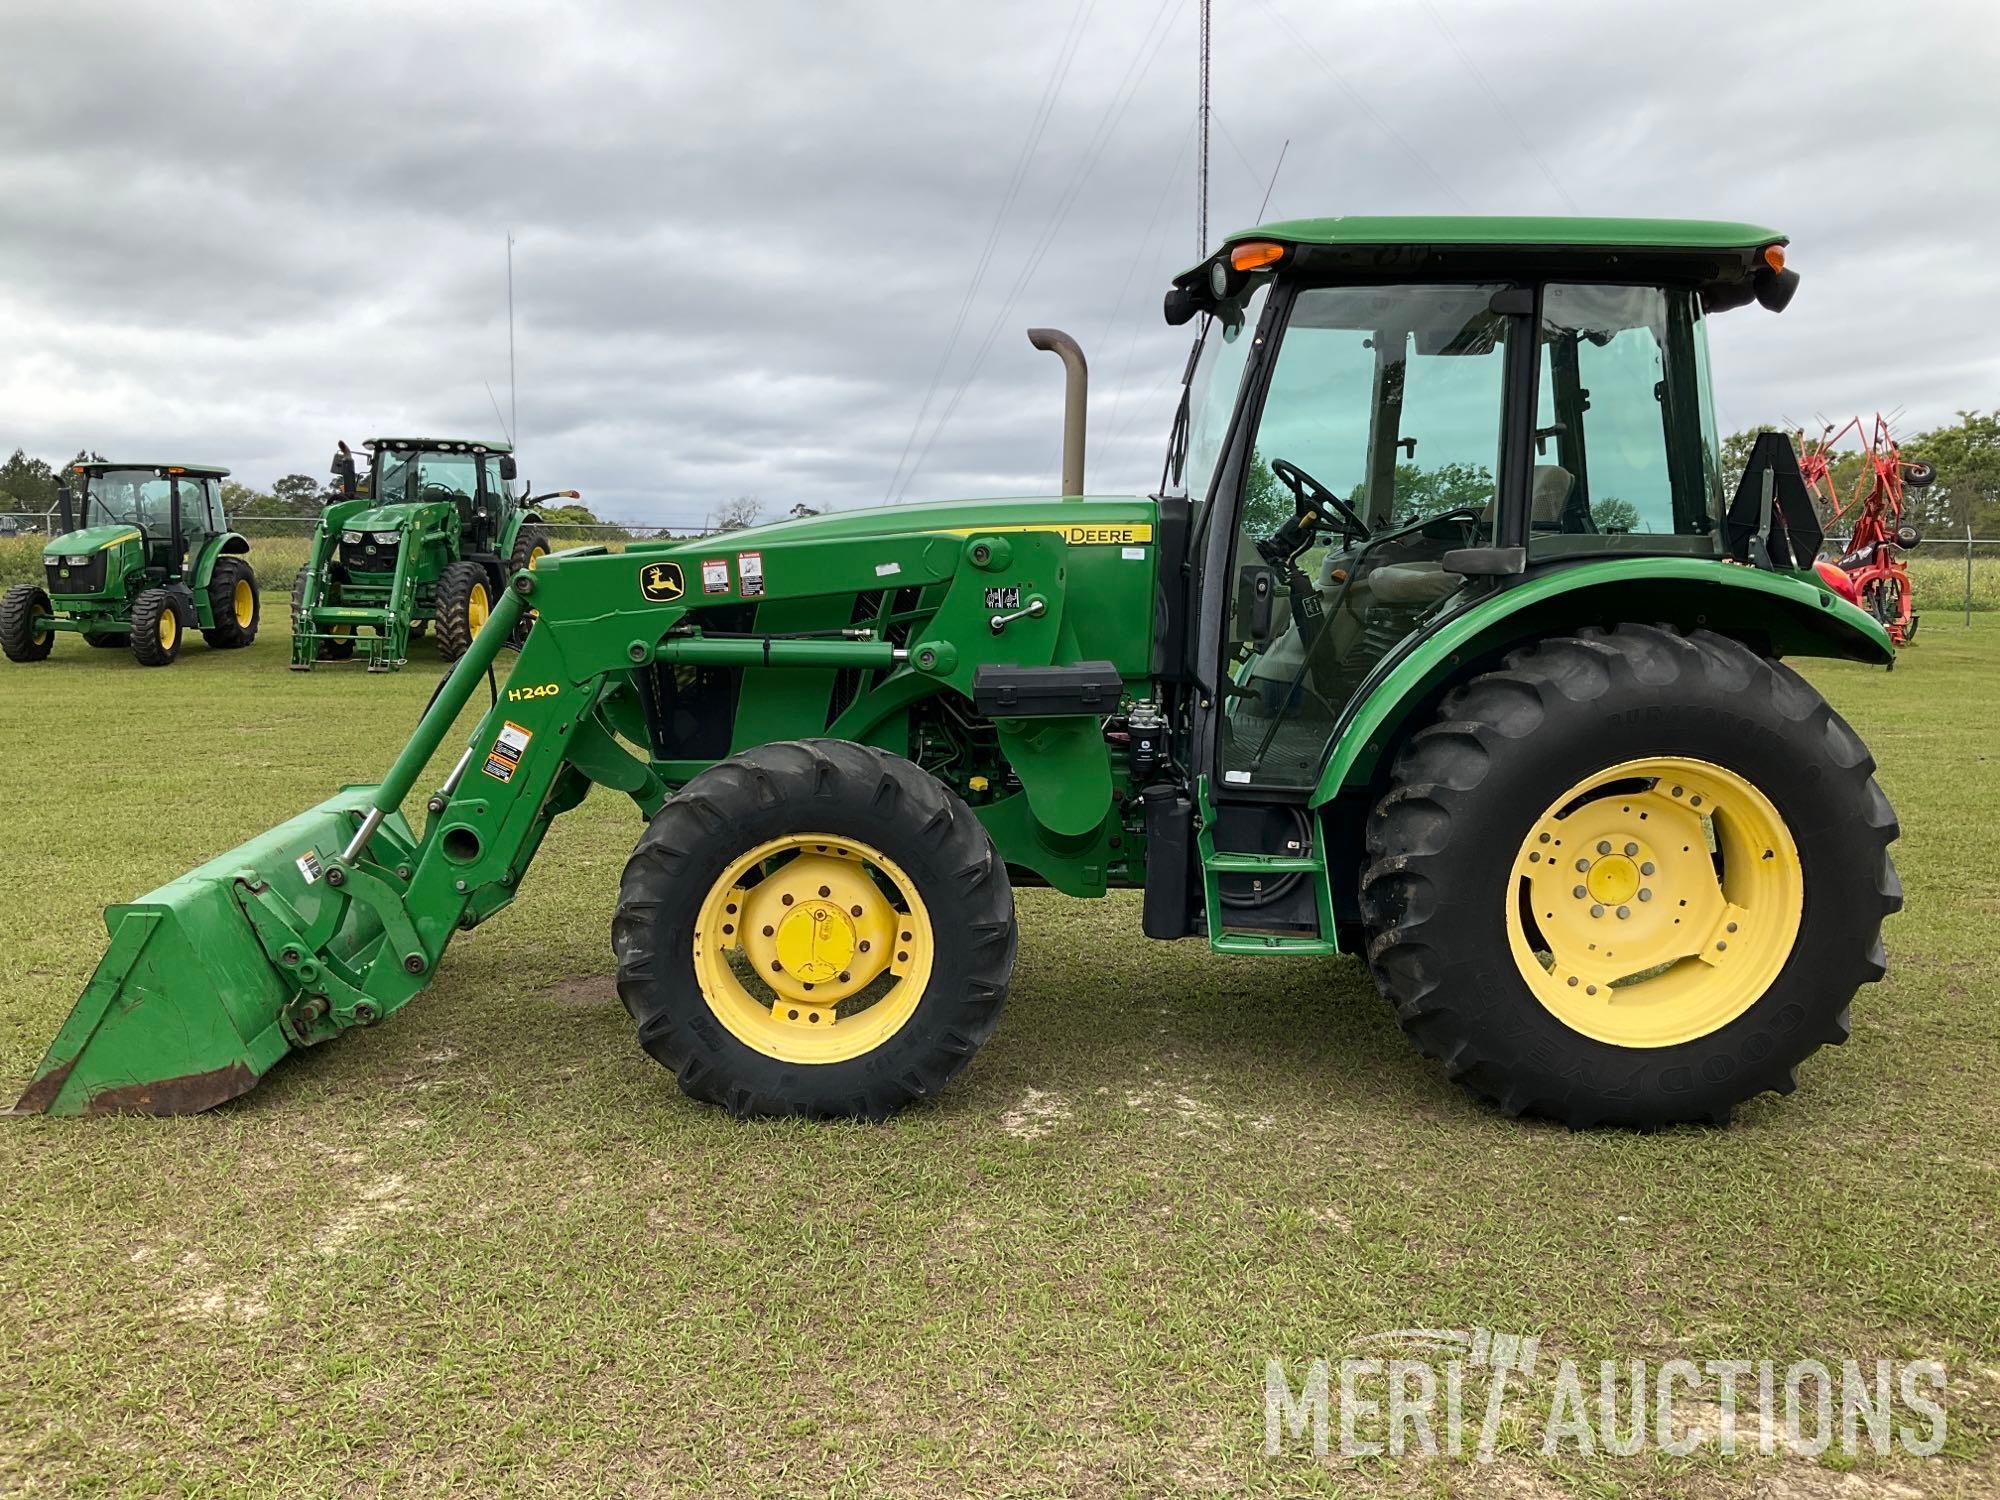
[639,560,685,602]
[506,682,560,703]
[482,720,533,783]
[940,523,1153,545]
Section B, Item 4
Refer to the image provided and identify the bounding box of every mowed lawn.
[1,607,1995,1497]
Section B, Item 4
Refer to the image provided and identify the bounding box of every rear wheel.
[613,740,1016,1119]
[434,560,492,661]
[129,589,185,667]
[1359,624,1899,1128]
[202,556,259,648]
[0,584,54,662]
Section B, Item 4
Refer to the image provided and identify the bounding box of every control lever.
[989,597,1047,635]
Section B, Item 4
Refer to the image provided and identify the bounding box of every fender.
[498,511,543,561]
[187,531,253,627]
[1309,556,1894,806]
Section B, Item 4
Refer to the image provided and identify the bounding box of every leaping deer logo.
[639,561,685,602]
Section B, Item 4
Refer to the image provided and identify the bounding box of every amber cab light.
[1229,240,1287,272]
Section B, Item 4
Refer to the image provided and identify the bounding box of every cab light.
[1229,240,1287,272]
[1763,244,1786,272]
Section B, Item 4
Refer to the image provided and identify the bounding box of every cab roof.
[73,461,230,479]
[1226,215,1784,255]
[364,437,513,454]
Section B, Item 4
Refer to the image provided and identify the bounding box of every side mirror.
[55,484,75,533]
[499,455,518,482]
[330,443,358,500]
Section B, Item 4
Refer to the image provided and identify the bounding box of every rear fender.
[1309,557,1894,807]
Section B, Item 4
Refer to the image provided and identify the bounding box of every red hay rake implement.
[1799,414,1935,647]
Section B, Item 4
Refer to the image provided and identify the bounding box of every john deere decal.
[639,560,685,602]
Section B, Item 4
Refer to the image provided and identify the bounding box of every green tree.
[0,450,58,512]
[269,473,326,514]
[1902,410,2000,536]
[1241,449,1290,539]
[1360,460,1494,525]
[1591,496,1640,532]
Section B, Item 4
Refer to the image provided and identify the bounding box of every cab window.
[1530,284,1720,551]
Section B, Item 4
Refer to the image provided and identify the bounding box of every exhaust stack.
[1027,327,1087,499]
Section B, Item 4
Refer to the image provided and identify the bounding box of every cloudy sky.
[3,0,1996,527]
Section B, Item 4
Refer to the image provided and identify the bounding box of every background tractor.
[0,461,258,667]
[288,436,576,671]
[20,218,1902,1133]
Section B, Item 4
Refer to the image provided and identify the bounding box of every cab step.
[1194,776,1340,956]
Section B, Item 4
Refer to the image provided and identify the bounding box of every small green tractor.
[0,462,259,667]
[19,218,1902,1131]
[288,436,576,671]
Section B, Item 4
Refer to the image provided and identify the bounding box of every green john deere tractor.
[0,462,259,667]
[18,217,1902,1130]
[289,436,576,671]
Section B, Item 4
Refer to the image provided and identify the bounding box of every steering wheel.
[1270,458,1369,546]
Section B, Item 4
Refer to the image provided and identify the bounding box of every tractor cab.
[57,463,230,587]
[357,438,521,554]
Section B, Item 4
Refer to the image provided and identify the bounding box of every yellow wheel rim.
[158,609,177,650]
[528,547,546,569]
[468,583,490,631]
[1505,756,1803,1048]
[693,833,934,1064]
[233,578,255,626]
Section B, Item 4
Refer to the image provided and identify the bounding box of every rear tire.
[433,560,492,661]
[0,584,54,662]
[129,589,185,667]
[1359,624,1899,1129]
[613,740,1016,1120]
[202,556,259,648]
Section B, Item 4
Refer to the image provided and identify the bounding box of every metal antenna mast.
[506,233,518,446]
[1197,0,1211,256]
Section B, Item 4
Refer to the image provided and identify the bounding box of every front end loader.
[0,462,259,667]
[18,217,1903,1130]
[288,437,574,672]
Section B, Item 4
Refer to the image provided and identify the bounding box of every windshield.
[1171,286,1268,504]
[369,448,480,507]
[81,469,171,530]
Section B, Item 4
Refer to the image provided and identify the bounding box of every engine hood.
[42,524,140,557]
[331,503,436,533]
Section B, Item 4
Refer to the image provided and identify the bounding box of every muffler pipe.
[1028,327,1087,498]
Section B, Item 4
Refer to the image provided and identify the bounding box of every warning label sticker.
[701,558,730,595]
[296,850,323,885]
[483,720,533,783]
[737,551,765,597]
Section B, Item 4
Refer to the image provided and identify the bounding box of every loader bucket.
[14,787,413,1117]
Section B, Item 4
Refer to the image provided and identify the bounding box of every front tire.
[433,560,492,661]
[129,589,186,667]
[202,556,259,648]
[0,584,54,662]
[613,740,1016,1120]
[1359,624,1899,1128]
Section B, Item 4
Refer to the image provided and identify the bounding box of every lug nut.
[1624,842,1638,856]
[1598,841,1612,855]
[1573,885,1588,899]
[1615,906,1630,920]
[1638,889,1652,902]
[1576,858,1590,872]
[1640,862,1655,876]
[1590,904,1605,918]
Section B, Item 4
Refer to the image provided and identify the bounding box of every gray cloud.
[2,0,1996,525]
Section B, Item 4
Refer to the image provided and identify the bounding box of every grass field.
[2,612,1996,1497]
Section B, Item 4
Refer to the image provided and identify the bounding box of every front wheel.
[0,584,54,662]
[129,589,186,667]
[433,560,493,661]
[1359,624,1900,1128]
[613,740,1016,1119]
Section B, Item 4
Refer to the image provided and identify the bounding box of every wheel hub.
[1507,757,1803,1047]
[774,899,856,985]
